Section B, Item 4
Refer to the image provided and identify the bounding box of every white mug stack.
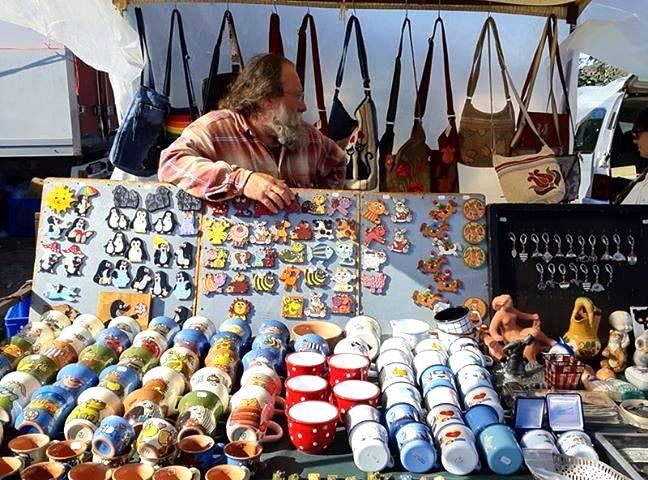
[344,405,393,472]
[341,316,382,360]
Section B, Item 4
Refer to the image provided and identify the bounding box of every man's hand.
[243,172,295,214]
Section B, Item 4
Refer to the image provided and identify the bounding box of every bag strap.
[415,17,455,124]
[334,15,371,95]
[163,9,200,119]
[204,10,244,104]
[269,12,284,56]
[135,7,155,89]
[296,13,328,136]
[384,16,417,136]
[547,15,576,139]
[465,17,511,103]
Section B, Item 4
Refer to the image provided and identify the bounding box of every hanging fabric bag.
[328,15,379,191]
[268,11,285,55]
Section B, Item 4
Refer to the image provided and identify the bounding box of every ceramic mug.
[344,315,382,360]
[73,314,105,338]
[389,319,431,348]
[107,316,142,340]
[343,404,382,433]
[378,362,416,390]
[381,381,423,412]
[434,306,480,335]
[0,371,41,422]
[122,389,167,418]
[226,406,283,444]
[178,390,226,418]
[55,363,99,398]
[21,461,67,480]
[333,380,380,419]
[95,328,132,358]
[45,439,88,467]
[395,422,437,474]
[58,325,95,355]
[285,351,327,378]
[348,420,393,472]
[160,346,200,379]
[556,430,598,459]
[190,367,233,394]
[447,336,481,356]
[67,462,112,480]
[39,310,71,334]
[39,339,78,368]
[209,332,244,358]
[448,349,488,373]
[424,385,460,411]
[13,322,55,353]
[205,465,250,480]
[413,350,449,380]
[99,365,142,398]
[8,433,51,466]
[176,406,218,439]
[117,346,157,376]
[414,337,446,355]
[463,386,504,422]
[520,429,559,454]
[258,320,291,344]
[229,385,285,417]
[205,346,240,382]
[477,423,524,475]
[92,415,135,458]
[285,375,329,409]
[78,344,118,375]
[177,434,223,473]
[224,441,262,473]
[16,354,58,385]
[384,402,422,443]
[77,386,123,416]
[437,422,479,476]
[15,385,75,436]
[142,367,187,410]
[136,417,178,461]
[286,400,338,453]
[240,364,282,398]
[328,353,370,386]
[152,466,200,480]
[65,399,112,442]
[183,316,218,341]
[293,333,330,356]
[123,400,165,434]
[219,318,252,348]
[251,333,287,359]
[456,364,493,397]
[463,404,500,437]
[375,349,413,374]
[426,403,465,439]
[379,336,413,356]
[0,456,21,480]
[333,336,371,359]
[112,463,155,480]
[420,365,457,395]
[148,316,181,344]
[133,330,169,360]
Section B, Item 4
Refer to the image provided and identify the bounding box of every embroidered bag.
[493,38,565,203]
[328,15,379,191]
[295,13,328,136]
[458,17,515,167]
[108,7,169,176]
[163,9,200,144]
[202,9,244,112]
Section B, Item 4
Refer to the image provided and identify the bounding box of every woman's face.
[634,130,648,158]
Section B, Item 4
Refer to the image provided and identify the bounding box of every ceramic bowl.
[291,321,343,351]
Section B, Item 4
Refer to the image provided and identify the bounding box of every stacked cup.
[338,315,382,360]
[345,405,393,472]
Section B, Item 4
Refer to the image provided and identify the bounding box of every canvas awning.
[113,0,591,23]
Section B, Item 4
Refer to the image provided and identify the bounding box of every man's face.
[264,63,308,149]
[279,64,307,115]
[634,129,648,158]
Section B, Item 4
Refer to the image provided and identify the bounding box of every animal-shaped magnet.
[231,251,253,271]
[39,241,62,273]
[173,272,193,300]
[111,259,132,288]
[253,272,278,293]
[279,266,302,291]
[152,271,172,298]
[106,207,130,231]
[435,269,463,293]
[61,245,85,277]
[391,198,413,223]
[178,211,197,236]
[249,221,272,245]
[205,218,231,245]
[74,187,98,217]
[304,266,329,288]
[279,243,307,264]
[93,260,114,286]
[153,235,173,268]
[335,218,357,241]
[327,196,353,216]
[153,210,177,235]
[173,306,191,325]
[362,199,388,224]
[204,272,228,295]
[420,221,449,240]
[145,186,171,211]
[306,244,335,264]
[104,231,128,257]
[331,293,354,315]
[45,283,80,302]
[210,202,229,217]
[252,247,277,269]
[272,219,291,244]
[304,292,327,318]
[66,218,95,244]
[412,289,445,310]
[362,247,388,272]
[290,220,313,241]
[232,197,253,217]
[312,220,334,241]
[364,223,387,247]
[126,238,147,263]
[130,208,151,234]
[132,266,154,293]
[113,185,141,209]
[228,298,253,319]
[205,248,228,269]
[432,237,461,256]
[334,240,355,267]
[390,229,411,254]
[45,215,67,240]
[333,267,356,292]
[175,242,193,269]
[301,193,327,215]
[228,223,250,248]
[253,201,274,218]
[226,274,250,295]
[282,295,304,319]
[361,272,388,294]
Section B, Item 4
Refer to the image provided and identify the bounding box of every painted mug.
[117,346,157,375]
[190,367,233,394]
[132,330,169,360]
[160,346,200,379]
[183,316,217,342]
[209,332,244,357]
[55,363,99,399]
[68,462,112,480]
[395,422,437,473]
[92,415,135,458]
[21,461,67,480]
[177,434,223,473]
[95,328,132,358]
[8,433,52,466]
[45,439,88,467]
[136,417,178,461]
[258,320,291,343]
[224,440,262,473]
[107,316,142,340]
[111,463,155,480]
[152,466,200,480]
[58,325,95,355]
[72,314,105,338]
[219,318,252,348]
[16,354,58,385]
[99,365,142,398]
[78,344,118,375]
[148,316,181,343]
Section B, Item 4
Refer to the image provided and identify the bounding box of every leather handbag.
[493,43,565,203]
[108,7,170,176]
[328,15,379,191]
[201,9,244,112]
[295,13,328,136]
[458,17,515,168]
[268,12,284,55]
[163,9,200,145]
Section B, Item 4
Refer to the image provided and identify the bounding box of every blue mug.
[219,318,252,348]
[293,333,329,356]
[15,385,75,436]
[395,422,437,473]
[92,415,135,458]
[210,332,244,357]
[384,402,422,443]
[95,328,132,357]
[0,354,13,378]
[251,333,287,358]
[98,365,141,398]
[55,363,99,399]
[149,316,181,343]
[224,440,262,473]
[241,348,282,373]
[464,404,499,437]
[478,423,523,475]
[258,320,290,343]
[178,434,224,473]
[174,329,210,358]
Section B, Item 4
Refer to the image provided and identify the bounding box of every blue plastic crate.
[4,296,30,338]
[7,197,41,237]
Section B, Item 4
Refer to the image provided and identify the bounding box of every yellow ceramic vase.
[563,297,602,361]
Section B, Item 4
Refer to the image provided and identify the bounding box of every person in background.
[616,108,648,204]
[158,53,346,213]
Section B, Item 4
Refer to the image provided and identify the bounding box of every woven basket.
[543,354,585,389]
[525,450,631,480]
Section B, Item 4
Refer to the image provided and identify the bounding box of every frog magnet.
[282,295,304,319]
[279,242,307,264]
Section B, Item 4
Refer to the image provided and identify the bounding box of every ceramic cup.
[344,404,382,433]
[15,385,75,436]
[424,385,460,411]
[226,405,283,444]
[258,320,291,344]
[184,316,217,340]
[224,441,262,473]
[384,402,422,443]
[285,375,329,409]
[426,403,465,439]
[379,336,412,356]
[520,429,559,454]
[58,325,95,355]
[8,433,51,467]
[333,336,371,358]
[447,336,480,356]
[95,328,132,358]
[464,404,500,437]
[328,353,370,386]
[21,461,67,480]
[478,423,524,475]
[348,420,393,472]
[176,406,218,439]
[414,337,446,355]
[205,347,240,382]
[375,349,413,374]
[77,386,123,416]
[98,365,142,398]
[219,318,252,348]
[291,321,343,352]
[112,463,155,480]
[462,386,504,422]
[456,364,493,397]
[0,371,41,422]
[0,456,21,480]
[123,400,165,435]
[448,349,488,373]
[413,350,449,380]
[378,362,416,390]
[55,363,99,398]
[557,430,598,459]
[287,400,338,454]
[107,316,142,340]
[160,346,200,380]
[92,415,135,458]
[437,422,479,476]
[16,354,58,385]
[395,422,437,474]
[292,333,330,356]
[117,346,157,376]
[390,319,431,348]
[78,344,118,375]
[434,306,480,335]
[13,322,55,353]
[333,380,380,419]
[152,466,200,480]
[420,365,457,396]
[148,316,181,344]
[39,310,71,334]
[67,462,112,480]
[178,390,226,419]
[250,333,287,358]
[285,351,327,378]
[142,366,187,414]
[133,331,169,360]
[191,367,233,394]
[73,314,105,338]
[177,434,223,473]
[65,399,112,443]
[210,331,244,356]
[229,385,285,418]
[205,465,250,480]
[136,417,178,461]
[240,364,282,398]
[344,315,382,360]
[45,439,88,467]
[381,381,423,413]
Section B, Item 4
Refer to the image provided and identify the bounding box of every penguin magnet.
[126,237,148,263]
[173,272,193,300]
[175,242,193,269]
[111,259,132,288]
[153,210,177,235]
[153,235,173,268]
[132,266,154,293]
[104,231,128,257]
[152,271,172,298]
[106,207,130,231]
[131,208,151,234]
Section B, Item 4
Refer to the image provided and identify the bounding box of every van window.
[575,108,606,154]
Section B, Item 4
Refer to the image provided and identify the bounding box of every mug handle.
[273,396,286,415]
[469,310,483,327]
[189,467,201,480]
[260,420,283,443]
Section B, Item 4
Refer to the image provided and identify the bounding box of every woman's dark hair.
[633,108,648,135]
[219,53,291,116]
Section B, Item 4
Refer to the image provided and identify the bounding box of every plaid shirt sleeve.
[316,134,347,189]
[158,115,252,201]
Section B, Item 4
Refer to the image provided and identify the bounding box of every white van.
[576,76,648,202]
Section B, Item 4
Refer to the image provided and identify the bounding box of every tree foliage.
[579,56,626,87]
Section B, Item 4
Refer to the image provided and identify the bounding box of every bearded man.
[158,54,346,213]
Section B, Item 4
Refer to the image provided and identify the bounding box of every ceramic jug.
[563,297,602,361]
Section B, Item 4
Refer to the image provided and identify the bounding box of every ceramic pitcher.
[563,297,602,361]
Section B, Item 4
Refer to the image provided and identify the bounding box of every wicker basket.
[543,354,586,389]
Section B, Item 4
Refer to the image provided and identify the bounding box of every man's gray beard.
[268,107,307,150]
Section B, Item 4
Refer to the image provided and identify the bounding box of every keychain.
[612,233,626,261]
[509,232,517,258]
[591,264,605,292]
[554,234,564,258]
[627,235,637,265]
[569,263,581,287]
[558,264,569,289]
[588,235,598,262]
[536,263,546,291]
[577,235,588,262]
[580,264,591,292]
[519,234,528,262]
[531,234,542,258]
[542,233,552,263]
[546,263,557,289]
[605,264,614,286]
[600,235,611,261]
[565,234,576,258]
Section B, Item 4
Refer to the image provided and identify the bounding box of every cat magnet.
[364,223,387,247]
[304,292,327,318]
[334,240,356,267]
[362,199,389,224]
[333,267,356,292]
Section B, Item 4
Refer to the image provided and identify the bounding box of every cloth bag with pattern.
[458,17,515,167]
[328,15,379,191]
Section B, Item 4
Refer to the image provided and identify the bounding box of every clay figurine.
[597,311,634,378]
[563,297,602,361]
[634,330,648,367]
[488,294,556,373]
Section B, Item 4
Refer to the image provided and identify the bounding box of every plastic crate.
[7,197,41,237]
[543,354,586,390]
[4,296,30,338]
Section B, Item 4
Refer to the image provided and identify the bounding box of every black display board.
[488,204,648,345]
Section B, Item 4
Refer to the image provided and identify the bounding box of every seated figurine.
[488,294,556,373]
